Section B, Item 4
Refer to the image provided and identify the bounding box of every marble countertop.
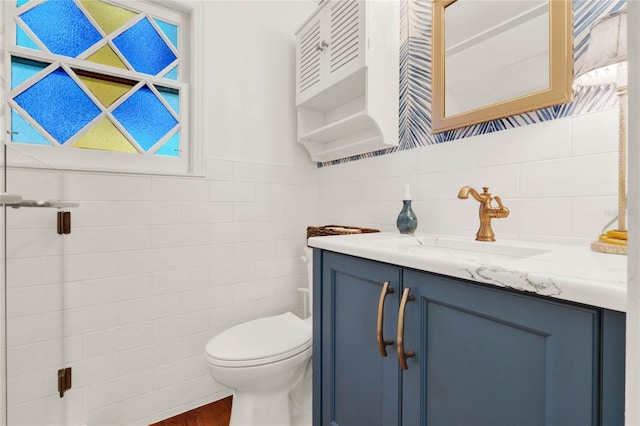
[307,232,627,312]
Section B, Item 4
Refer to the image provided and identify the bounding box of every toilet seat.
[205,312,312,368]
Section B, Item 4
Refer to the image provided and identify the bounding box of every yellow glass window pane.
[73,117,137,153]
[78,73,133,107]
[86,44,128,70]
[79,0,137,35]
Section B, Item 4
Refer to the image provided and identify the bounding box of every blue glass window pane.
[14,68,101,143]
[112,86,177,151]
[163,65,178,81]
[19,0,102,58]
[156,86,179,114]
[154,18,178,48]
[11,109,51,145]
[113,18,177,76]
[155,131,180,157]
[11,57,48,89]
[16,25,39,50]
[17,0,30,7]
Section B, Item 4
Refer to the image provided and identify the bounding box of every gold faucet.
[457,186,509,242]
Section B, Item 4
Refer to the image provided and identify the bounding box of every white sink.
[375,235,550,261]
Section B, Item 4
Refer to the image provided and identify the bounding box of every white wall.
[203,1,314,166]
[318,108,619,245]
[1,1,317,425]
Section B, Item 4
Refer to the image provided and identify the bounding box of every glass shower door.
[1,144,77,425]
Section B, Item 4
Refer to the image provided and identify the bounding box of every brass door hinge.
[58,367,72,397]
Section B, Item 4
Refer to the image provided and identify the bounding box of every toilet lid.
[205,312,312,367]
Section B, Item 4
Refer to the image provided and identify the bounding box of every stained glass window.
[7,0,189,164]
[113,17,177,75]
[112,85,178,152]
[14,68,101,143]
[11,57,48,89]
[19,0,103,58]
[16,25,39,50]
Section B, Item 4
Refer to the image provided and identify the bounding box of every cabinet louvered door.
[326,0,365,87]
[296,15,323,105]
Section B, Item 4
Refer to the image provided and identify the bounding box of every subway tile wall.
[317,108,620,246]
[3,160,317,425]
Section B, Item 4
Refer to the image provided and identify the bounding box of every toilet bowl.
[204,248,313,426]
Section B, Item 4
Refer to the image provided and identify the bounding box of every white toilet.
[204,248,313,426]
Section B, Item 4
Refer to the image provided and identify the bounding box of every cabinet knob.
[377,281,395,357]
[315,40,329,52]
[397,287,415,370]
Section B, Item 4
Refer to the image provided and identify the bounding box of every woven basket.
[307,225,379,240]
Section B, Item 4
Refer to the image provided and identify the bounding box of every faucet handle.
[493,195,506,210]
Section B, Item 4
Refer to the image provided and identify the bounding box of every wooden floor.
[149,396,232,426]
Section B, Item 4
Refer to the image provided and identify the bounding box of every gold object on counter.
[572,10,627,255]
[592,229,628,255]
[590,83,627,255]
[457,186,510,242]
[590,84,627,255]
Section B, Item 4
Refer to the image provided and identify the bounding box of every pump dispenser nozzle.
[403,184,412,200]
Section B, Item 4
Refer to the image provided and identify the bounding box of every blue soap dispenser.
[397,184,418,234]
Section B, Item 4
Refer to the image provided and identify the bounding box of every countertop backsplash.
[318,109,620,246]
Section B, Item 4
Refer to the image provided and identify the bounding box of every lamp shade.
[574,9,627,87]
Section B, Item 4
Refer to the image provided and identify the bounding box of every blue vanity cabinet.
[313,250,625,426]
[401,269,625,425]
[314,250,402,426]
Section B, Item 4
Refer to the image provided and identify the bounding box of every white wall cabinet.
[295,0,399,162]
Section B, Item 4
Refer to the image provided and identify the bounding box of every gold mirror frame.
[431,0,573,133]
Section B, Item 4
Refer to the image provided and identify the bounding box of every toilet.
[204,247,313,426]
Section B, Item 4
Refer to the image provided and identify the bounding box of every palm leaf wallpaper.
[319,0,626,167]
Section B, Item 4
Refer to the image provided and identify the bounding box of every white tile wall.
[572,108,619,156]
[317,109,620,245]
[2,158,317,426]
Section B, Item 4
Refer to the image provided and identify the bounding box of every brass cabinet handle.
[397,287,415,370]
[376,281,395,356]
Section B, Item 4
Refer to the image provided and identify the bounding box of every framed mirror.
[431,0,573,133]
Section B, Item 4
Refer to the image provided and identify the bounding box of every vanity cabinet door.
[400,270,603,426]
[318,251,401,426]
